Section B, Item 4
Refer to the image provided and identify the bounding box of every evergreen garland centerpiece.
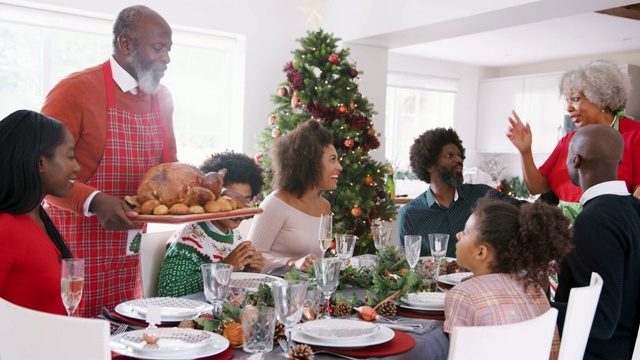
[255,29,397,254]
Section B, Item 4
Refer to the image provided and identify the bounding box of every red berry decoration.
[338,105,347,114]
[269,114,276,125]
[349,68,358,78]
[278,86,288,96]
[351,206,362,217]
[328,54,340,64]
[364,175,373,186]
[344,139,354,148]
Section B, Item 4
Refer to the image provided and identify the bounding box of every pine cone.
[289,343,314,360]
[334,302,352,317]
[217,317,235,334]
[273,320,286,342]
[378,300,397,318]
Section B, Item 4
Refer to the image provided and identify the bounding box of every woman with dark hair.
[0,110,79,315]
[249,120,342,273]
[444,198,573,359]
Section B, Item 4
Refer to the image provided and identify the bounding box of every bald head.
[567,124,623,191]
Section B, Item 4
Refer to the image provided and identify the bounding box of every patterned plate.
[299,319,379,342]
[438,272,474,286]
[128,297,207,320]
[400,292,446,310]
[120,328,213,354]
[229,273,284,292]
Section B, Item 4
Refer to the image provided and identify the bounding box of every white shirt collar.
[109,56,139,94]
[432,186,459,207]
[580,180,629,204]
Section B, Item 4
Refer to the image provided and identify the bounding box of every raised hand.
[506,110,533,153]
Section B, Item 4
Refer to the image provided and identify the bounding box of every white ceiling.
[326,0,640,67]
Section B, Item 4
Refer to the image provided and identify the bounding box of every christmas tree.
[255,29,397,254]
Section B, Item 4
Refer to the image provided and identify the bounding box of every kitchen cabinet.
[476,72,565,153]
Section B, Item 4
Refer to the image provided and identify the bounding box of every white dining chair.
[630,328,639,360]
[139,229,176,297]
[0,297,110,360]
[447,307,558,360]
[557,272,603,360]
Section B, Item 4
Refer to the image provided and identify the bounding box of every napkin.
[374,318,437,334]
[111,346,234,360]
[312,329,415,358]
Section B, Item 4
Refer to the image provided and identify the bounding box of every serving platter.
[131,207,262,224]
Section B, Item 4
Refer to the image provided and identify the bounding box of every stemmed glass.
[313,258,342,318]
[271,280,308,354]
[201,263,234,315]
[318,214,333,257]
[429,233,450,283]
[335,234,357,268]
[372,221,392,252]
[404,235,422,271]
[61,258,84,317]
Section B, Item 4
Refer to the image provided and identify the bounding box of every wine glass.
[313,258,342,318]
[318,214,333,257]
[271,280,308,354]
[429,233,450,283]
[336,234,357,268]
[404,235,422,271]
[201,263,234,315]
[372,221,392,252]
[60,258,84,317]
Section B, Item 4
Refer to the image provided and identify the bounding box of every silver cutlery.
[112,323,129,336]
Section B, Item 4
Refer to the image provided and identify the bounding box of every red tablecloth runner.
[312,329,415,358]
[111,346,234,360]
[396,307,445,320]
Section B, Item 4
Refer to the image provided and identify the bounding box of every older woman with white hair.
[506,58,640,220]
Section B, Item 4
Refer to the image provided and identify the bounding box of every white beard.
[127,52,161,94]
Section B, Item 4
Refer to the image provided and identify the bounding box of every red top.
[540,117,640,202]
[0,213,67,315]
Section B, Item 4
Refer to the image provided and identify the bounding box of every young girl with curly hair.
[444,198,573,360]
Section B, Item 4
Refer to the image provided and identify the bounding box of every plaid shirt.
[444,273,560,360]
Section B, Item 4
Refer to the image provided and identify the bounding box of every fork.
[112,323,129,336]
[283,338,362,360]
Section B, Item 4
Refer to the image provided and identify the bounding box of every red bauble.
[349,68,358,78]
[268,114,276,125]
[377,190,387,199]
[344,139,354,148]
[364,175,373,186]
[338,105,347,114]
[291,93,300,109]
[328,54,340,64]
[278,87,288,96]
[351,206,362,217]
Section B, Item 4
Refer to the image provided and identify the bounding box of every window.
[0,2,245,166]
[385,71,457,172]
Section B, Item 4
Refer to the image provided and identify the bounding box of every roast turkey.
[136,163,226,207]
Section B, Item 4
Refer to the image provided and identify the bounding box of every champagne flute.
[61,258,84,317]
[372,221,392,252]
[429,233,450,283]
[318,214,333,257]
[404,235,422,271]
[271,280,308,354]
[313,258,342,318]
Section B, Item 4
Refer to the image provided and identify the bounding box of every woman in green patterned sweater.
[157,152,265,297]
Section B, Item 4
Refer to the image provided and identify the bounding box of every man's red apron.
[49,61,166,317]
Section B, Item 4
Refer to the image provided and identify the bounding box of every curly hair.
[199,151,264,198]
[559,59,631,114]
[409,128,465,183]
[472,198,573,289]
[270,120,334,197]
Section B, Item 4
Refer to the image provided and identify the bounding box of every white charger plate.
[438,272,474,286]
[400,292,446,311]
[291,323,394,348]
[115,297,211,322]
[299,319,379,342]
[229,272,284,292]
[120,328,212,354]
[110,330,229,360]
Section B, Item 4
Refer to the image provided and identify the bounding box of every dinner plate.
[229,272,284,292]
[115,298,211,322]
[121,328,212,354]
[400,292,446,311]
[299,319,379,342]
[110,330,229,359]
[438,272,474,286]
[292,323,394,348]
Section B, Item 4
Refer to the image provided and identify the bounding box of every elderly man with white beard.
[41,5,177,317]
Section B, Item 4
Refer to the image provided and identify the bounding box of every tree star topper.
[298,0,327,30]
